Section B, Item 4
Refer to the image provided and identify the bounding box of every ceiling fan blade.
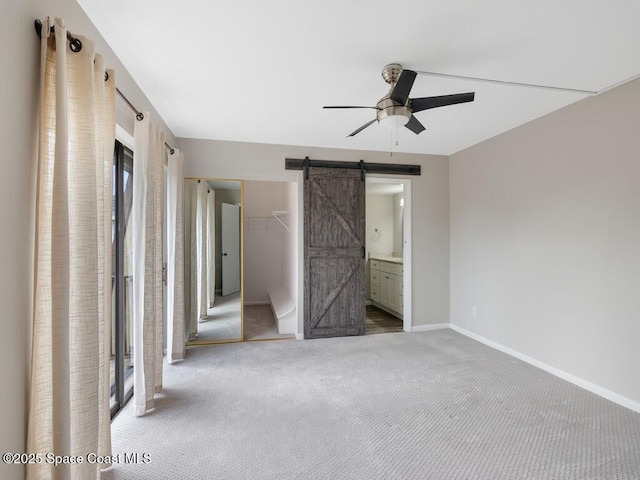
[405,115,426,135]
[411,92,475,113]
[348,118,377,137]
[389,69,417,105]
[323,105,380,110]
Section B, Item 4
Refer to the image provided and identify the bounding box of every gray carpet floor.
[193,292,241,343]
[105,330,640,480]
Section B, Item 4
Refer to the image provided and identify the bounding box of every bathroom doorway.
[365,177,412,334]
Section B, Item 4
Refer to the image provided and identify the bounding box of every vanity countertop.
[370,254,403,265]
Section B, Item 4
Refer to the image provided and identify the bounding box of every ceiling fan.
[324,63,475,137]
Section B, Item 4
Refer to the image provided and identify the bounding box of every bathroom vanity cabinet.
[369,258,403,318]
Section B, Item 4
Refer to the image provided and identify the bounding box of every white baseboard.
[410,323,450,332]
[450,324,640,414]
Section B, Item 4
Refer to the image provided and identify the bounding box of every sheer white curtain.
[184,179,209,337]
[196,180,208,321]
[207,189,216,308]
[132,115,165,416]
[166,150,185,363]
[27,17,115,480]
[184,179,198,340]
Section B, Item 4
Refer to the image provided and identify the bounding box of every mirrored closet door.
[184,178,243,344]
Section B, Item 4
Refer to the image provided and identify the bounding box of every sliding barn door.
[304,167,365,339]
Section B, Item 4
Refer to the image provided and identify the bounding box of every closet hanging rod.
[34,19,175,155]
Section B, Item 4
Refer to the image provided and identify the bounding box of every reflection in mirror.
[184,178,243,344]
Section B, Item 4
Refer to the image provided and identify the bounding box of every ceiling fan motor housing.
[376,95,411,127]
[381,63,404,85]
[377,64,412,127]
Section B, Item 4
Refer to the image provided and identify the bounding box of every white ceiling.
[77,0,640,156]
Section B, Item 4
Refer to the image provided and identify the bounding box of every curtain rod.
[34,18,82,52]
[34,19,176,155]
[114,87,175,154]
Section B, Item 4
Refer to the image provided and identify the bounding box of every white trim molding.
[450,324,640,414]
[115,124,134,151]
[411,323,450,332]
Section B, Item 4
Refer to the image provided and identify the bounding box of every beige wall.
[178,139,451,330]
[393,192,404,256]
[366,194,395,258]
[1,5,38,479]
[243,180,286,303]
[450,77,640,407]
[1,2,175,478]
[282,181,299,318]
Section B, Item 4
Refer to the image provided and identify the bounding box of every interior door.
[221,202,240,296]
[304,167,365,338]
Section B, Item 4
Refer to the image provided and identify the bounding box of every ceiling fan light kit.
[377,103,411,129]
[324,63,475,137]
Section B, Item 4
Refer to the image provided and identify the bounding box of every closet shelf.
[272,211,290,231]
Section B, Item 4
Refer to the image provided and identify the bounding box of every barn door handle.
[361,246,365,259]
[222,253,228,256]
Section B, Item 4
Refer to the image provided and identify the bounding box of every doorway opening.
[365,177,412,334]
[243,180,298,341]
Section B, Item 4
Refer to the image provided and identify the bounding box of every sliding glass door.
[110,140,135,417]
